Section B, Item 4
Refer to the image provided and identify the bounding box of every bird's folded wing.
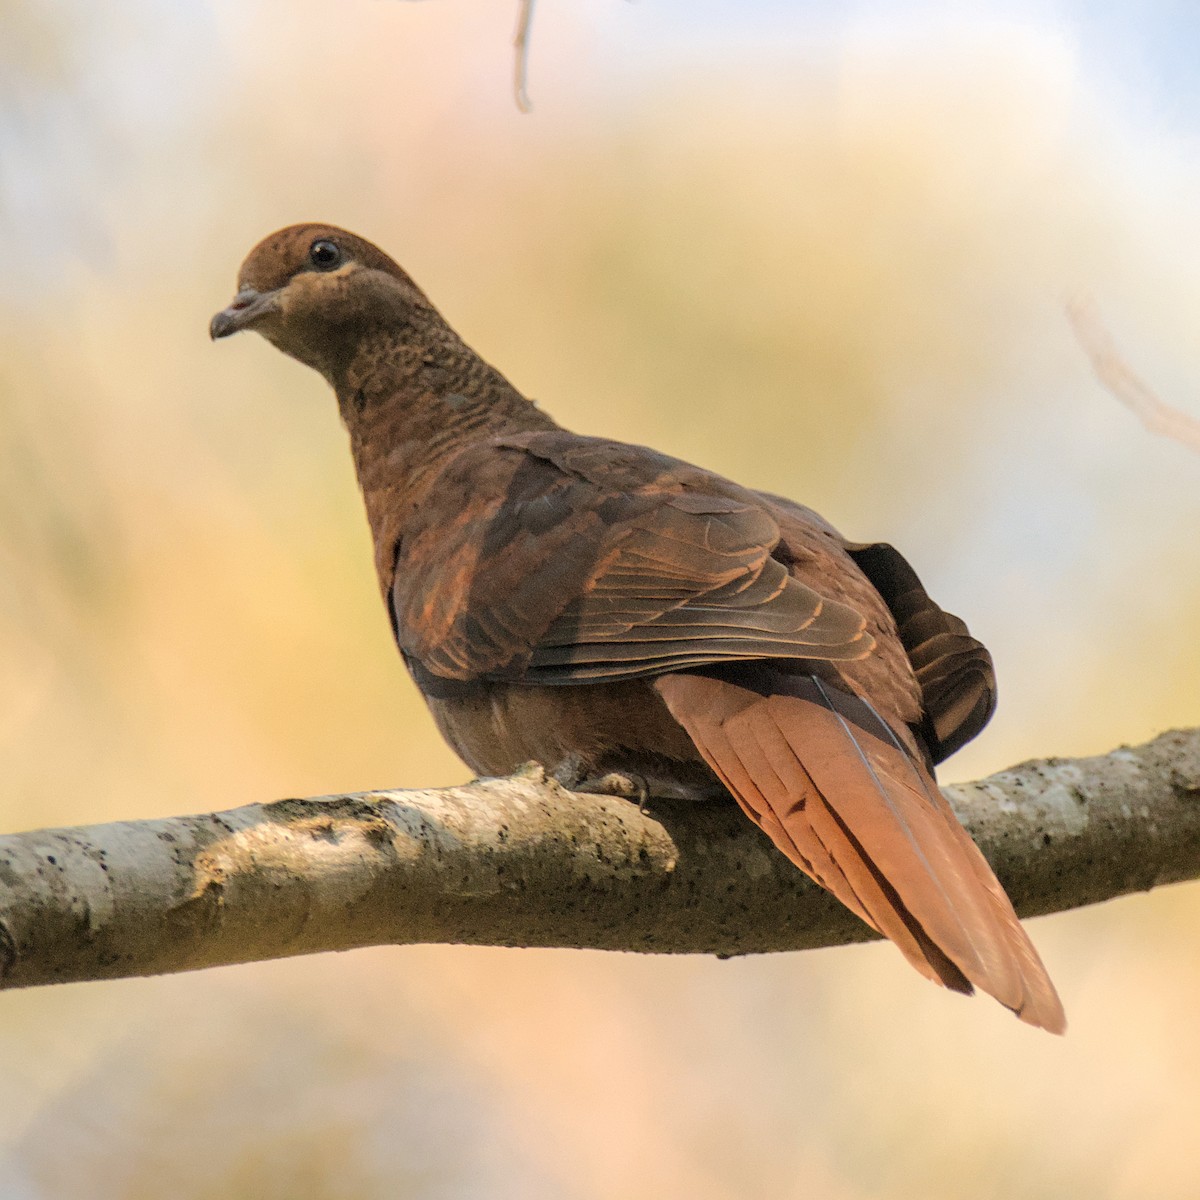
[392,438,873,683]
[523,495,873,681]
[655,669,1065,1033]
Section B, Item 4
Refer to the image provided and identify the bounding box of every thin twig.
[1068,298,1200,455]
[513,0,535,113]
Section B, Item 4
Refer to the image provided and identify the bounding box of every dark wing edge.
[845,541,996,765]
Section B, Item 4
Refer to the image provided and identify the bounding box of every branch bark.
[2,728,1199,990]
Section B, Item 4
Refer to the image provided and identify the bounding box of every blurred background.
[2,0,1199,1195]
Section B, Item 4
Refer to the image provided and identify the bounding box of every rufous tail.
[656,670,1065,1034]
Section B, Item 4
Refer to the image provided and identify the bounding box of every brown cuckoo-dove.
[211,224,1065,1032]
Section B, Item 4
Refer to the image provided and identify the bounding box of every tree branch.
[1,728,1198,990]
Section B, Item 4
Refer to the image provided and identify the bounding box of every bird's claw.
[567,769,652,814]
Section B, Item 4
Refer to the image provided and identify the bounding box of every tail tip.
[1015,993,1068,1036]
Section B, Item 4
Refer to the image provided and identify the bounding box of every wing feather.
[842,541,997,763]
[394,438,873,683]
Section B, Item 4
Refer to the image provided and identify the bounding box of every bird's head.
[210,224,432,379]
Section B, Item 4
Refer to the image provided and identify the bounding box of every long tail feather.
[656,670,1065,1033]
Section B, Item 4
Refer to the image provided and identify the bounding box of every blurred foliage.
[1,2,1200,1197]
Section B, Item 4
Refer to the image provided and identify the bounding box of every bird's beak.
[209,288,280,340]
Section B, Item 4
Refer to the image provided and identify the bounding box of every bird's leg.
[552,757,652,814]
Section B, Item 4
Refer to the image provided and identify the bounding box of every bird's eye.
[308,239,342,271]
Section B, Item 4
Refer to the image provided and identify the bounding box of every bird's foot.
[553,760,652,814]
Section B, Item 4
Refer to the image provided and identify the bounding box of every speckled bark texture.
[1,729,1198,990]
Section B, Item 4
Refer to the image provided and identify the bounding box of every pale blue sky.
[616,0,1200,121]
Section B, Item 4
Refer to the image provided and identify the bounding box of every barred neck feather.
[335,320,558,595]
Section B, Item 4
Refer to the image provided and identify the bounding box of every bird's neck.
[332,321,558,592]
